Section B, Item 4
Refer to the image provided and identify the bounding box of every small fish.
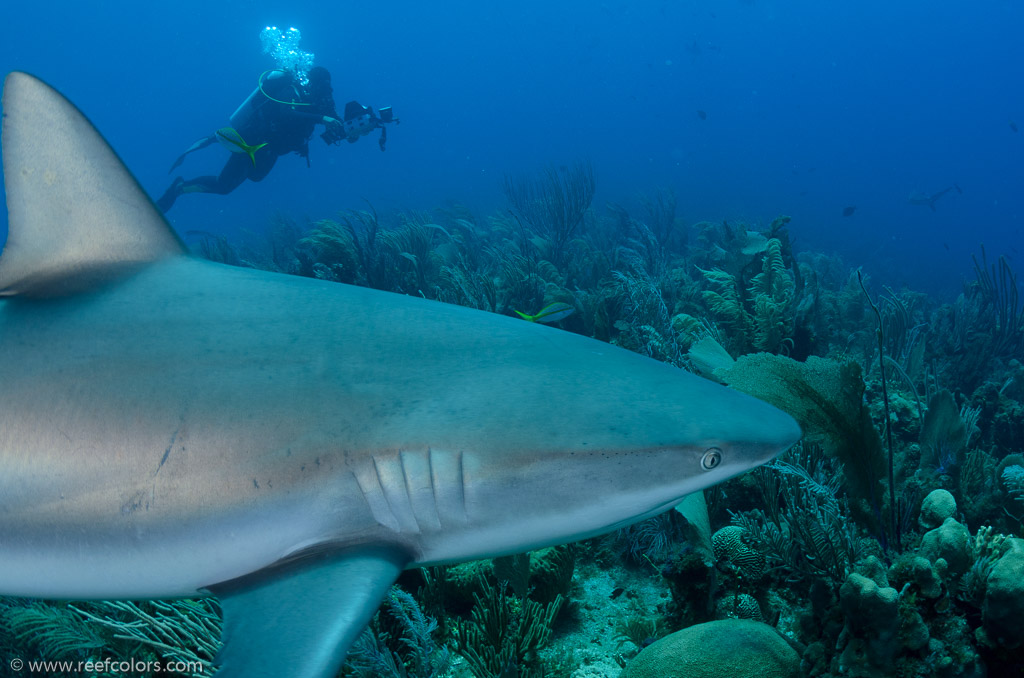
[215,127,267,166]
[697,109,707,120]
[1011,120,1019,133]
[842,206,857,217]
[514,302,575,324]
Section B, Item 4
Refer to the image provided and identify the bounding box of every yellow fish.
[215,127,267,166]
[514,302,575,324]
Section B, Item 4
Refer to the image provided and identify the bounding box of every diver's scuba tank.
[229,70,303,129]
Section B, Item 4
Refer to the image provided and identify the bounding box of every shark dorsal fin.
[0,72,185,297]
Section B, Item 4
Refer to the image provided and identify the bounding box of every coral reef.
[837,559,900,674]
[4,167,1023,677]
[981,538,1024,650]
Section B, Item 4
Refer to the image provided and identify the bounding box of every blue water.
[2,0,1022,298]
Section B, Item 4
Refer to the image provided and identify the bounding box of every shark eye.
[701,447,722,470]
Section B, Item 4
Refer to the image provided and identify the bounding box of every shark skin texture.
[0,71,802,678]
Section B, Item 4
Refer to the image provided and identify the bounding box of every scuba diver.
[157,66,397,212]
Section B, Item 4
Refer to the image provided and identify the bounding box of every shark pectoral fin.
[210,545,410,678]
[0,72,186,297]
[674,492,713,560]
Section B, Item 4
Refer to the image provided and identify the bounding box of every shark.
[908,184,962,211]
[0,71,801,677]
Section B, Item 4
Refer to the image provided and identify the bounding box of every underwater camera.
[322,101,399,151]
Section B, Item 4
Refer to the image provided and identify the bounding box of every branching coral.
[610,266,686,366]
[1002,465,1024,506]
[972,247,1023,358]
[73,600,219,675]
[1,598,220,677]
[345,587,452,678]
[504,162,596,269]
[698,237,795,355]
[731,445,867,588]
[699,267,749,345]
[454,578,563,678]
[747,238,795,352]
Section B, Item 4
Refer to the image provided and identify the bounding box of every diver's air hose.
[258,69,312,107]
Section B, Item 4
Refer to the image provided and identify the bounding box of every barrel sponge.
[983,538,1024,648]
[918,489,957,530]
[839,572,899,634]
[919,517,972,577]
[620,619,800,678]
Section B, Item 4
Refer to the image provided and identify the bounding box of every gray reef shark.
[908,184,962,211]
[0,71,801,677]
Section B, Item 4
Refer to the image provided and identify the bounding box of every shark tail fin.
[0,72,186,297]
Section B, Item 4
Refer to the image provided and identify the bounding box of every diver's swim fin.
[168,135,217,173]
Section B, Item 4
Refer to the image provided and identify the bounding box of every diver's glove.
[321,117,344,144]
[321,102,398,150]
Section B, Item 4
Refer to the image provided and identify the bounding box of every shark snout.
[746,405,803,463]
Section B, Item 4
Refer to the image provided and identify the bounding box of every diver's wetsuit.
[158,71,339,212]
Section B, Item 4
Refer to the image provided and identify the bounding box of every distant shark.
[0,72,801,677]
[908,184,962,211]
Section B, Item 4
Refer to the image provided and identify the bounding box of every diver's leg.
[157,155,252,211]
[199,154,252,194]
[249,152,278,182]
[156,176,186,212]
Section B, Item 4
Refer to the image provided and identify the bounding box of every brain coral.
[620,619,799,678]
[716,592,764,622]
[712,526,766,580]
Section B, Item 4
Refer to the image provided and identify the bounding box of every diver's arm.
[275,107,344,135]
[274,107,337,125]
[276,107,344,137]
[321,116,343,136]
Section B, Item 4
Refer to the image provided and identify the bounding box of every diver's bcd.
[229,70,304,130]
